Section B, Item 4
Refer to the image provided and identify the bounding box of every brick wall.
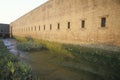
[10,0,120,46]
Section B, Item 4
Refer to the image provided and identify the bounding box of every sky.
[0,0,48,24]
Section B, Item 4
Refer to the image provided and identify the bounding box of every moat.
[2,38,120,80]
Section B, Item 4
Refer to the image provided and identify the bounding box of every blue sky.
[0,0,48,24]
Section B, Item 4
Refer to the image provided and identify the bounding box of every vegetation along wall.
[10,0,120,46]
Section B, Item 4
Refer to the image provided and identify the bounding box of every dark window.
[50,24,52,30]
[44,25,45,30]
[81,20,85,28]
[68,22,70,29]
[35,26,36,31]
[39,26,40,30]
[101,17,106,27]
[58,23,60,29]
[31,27,33,31]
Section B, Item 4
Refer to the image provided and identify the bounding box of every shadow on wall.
[0,23,10,38]
[0,34,10,38]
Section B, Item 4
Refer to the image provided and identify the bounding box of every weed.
[0,39,32,80]
[16,41,47,51]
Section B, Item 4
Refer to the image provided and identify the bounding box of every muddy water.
[3,39,103,80]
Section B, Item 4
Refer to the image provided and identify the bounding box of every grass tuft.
[16,41,47,51]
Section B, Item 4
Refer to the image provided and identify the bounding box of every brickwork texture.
[10,0,120,46]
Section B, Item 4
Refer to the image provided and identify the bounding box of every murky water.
[3,39,104,80]
[27,51,104,80]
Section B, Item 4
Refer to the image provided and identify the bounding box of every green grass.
[0,39,32,80]
[13,36,28,42]
[34,39,74,58]
[14,36,74,58]
[16,41,47,51]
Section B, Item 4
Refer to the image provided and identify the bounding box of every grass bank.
[14,36,74,58]
[63,44,120,80]
[14,36,120,80]
[0,39,32,80]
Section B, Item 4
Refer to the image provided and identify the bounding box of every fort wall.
[10,0,120,46]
